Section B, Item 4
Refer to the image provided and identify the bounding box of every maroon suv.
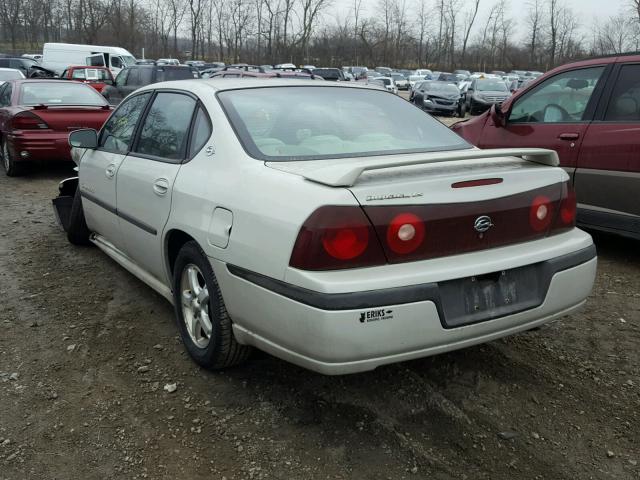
[452,54,640,240]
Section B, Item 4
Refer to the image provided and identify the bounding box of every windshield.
[0,70,22,81]
[20,82,107,106]
[426,82,460,94]
[122,55,136,66]
[391,74,405,80]
[218,86,470,161]
[476,80,508,92]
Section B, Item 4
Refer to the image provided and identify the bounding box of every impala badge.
[474,215,493,233]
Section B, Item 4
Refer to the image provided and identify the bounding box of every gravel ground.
[0,158,639,480]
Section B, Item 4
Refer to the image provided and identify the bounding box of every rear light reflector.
[552,182,577,232]
[289,206,386,270]
[11,111,49,130]
[386,213,425,254]
[529,195,553,232]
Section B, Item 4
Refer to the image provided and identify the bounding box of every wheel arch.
[164,229,199,280]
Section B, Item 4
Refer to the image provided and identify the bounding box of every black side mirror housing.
[69,129,98,149]
[490,105,506,128]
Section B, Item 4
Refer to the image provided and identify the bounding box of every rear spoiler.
[293,148,559,187]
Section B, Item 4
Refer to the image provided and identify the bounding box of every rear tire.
[1,140,25,177]
[67,189,92,246]
[173,241,251,370]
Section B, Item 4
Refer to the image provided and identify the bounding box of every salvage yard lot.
[0,163,639,479]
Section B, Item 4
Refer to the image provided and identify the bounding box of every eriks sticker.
[359,309,394,323]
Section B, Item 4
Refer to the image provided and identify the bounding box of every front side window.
[604,64,640,122]
[100,92,150,154]
[134,93,196,160]
[218,86,470,161]
[510,67,605,123]
[111,56,123,69]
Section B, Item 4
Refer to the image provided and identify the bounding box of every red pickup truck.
[60,66,114,94]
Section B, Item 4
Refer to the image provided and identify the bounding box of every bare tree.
[461,0,481,67]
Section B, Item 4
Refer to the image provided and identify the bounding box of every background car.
[0,68,25,84]
[311,68,347,81]
[461,77,511,115]
[0,79,111,175]
[60,66,114,94]
[452,54,640,240]
[368,76,398,94]
[411,80,462,116]
[0,57,55,78]
[102,64,198,104]
[390,72,408,90]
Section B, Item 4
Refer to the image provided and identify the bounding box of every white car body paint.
[76,79,596,374]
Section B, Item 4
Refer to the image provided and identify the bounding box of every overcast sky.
[328,0,627,37]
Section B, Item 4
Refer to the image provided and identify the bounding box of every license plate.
[438,264,544,328]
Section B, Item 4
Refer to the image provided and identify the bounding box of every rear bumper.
[7,131,72,162]
[213,233,597,375]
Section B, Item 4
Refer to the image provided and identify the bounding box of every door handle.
[558,133,580,141]
[153,178,169,196]
[105,164,117,178]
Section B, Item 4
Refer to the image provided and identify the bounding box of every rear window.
[71,68,111,81]
[20,82,107,106]
[156,68,195,82]
[218,86,470,161]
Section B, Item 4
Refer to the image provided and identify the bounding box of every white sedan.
[55,79,597,375]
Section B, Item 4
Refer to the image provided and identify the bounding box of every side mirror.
[69,129,98,149]
[490,105,506,128]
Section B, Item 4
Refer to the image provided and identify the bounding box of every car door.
[478,66,609,172]
[0,83,13,134]
[115,91,198,281]
[575,62,640,235]
[79,92,152,250]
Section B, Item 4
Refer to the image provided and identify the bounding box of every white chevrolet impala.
[54,79,597,375]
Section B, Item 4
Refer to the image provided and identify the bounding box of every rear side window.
[134,93,196,160]
[100,92,151,154]
[604,64,640,122]
[510,67,605,123]
[156,68,193,82]
[190,107,212,156]
[0,84,12,107]
[127,69,142,86]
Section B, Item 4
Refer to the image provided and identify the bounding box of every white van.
[42,43,136,76]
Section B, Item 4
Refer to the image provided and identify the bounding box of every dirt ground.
[0,160,639,480]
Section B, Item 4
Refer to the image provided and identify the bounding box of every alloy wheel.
[180,264,213,349]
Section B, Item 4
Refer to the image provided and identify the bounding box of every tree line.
[1,0,639,71]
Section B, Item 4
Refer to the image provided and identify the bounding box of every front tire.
[1,140,25,177]
[173,241,251,370]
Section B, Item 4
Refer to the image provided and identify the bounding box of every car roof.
[66,65,110,70]
[137,78,386,93]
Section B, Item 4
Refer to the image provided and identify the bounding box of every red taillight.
[386,213,425,254]
[289,206,386,270]
[529,195,553,232]
[322,225,369,260]
[553,182,577,231]
[11,111,49,130]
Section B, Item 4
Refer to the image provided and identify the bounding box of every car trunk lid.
[270,148,573,264]
[28,105,111,131]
